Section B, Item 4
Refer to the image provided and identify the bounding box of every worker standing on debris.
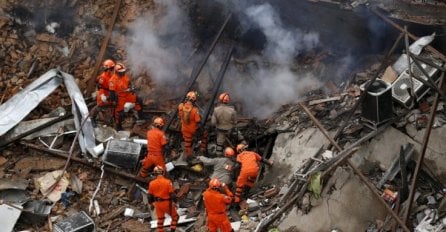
[203,178,233,232]
[109,63,142,130]
[140,117,169,178]
[96,59,115,107]
[197,147,236,188]
[234,144,273,203]
[211,92,245,156]
[178,91,206,160]
[148,166,179,232]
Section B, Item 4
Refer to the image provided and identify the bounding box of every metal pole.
[298,102,411,232]
[402,72,444,223]
[199,44,235,132]
[404,27,417,106]
[164,13,232,132]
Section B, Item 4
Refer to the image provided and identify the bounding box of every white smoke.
[126,0,192,84]
[225,4,322,118]
[245,4,319,64]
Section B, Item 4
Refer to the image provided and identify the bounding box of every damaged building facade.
[0,0,446,231]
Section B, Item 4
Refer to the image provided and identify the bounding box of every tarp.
[0,69,96,155]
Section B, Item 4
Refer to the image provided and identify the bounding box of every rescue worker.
[211,92,245,156]
[139,117,169,178]
[178,91,206,160]
[234,144,273,204]
[96,59,115,107]
[109,63,142,130]
[197,147,236,187]
[203,178,233,232]
[148,166,179,232]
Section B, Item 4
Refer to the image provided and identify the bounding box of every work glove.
[170,193,178,203]
[100,94,107,103]
[148,194,154,204]
[109,91,117,102]
[123,102,135,112]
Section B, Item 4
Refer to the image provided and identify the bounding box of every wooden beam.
[86,0,122,95]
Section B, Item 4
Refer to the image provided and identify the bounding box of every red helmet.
[153,117,164,127]
[186,91,197,102]
[115,63,126,74]
[209,178,221,189]
[153,165,164,175]
[219,92,230,103]
[103,59,115,69]
[236,144,247,153]
[224,147,235,158]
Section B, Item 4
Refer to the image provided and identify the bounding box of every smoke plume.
[126,0,193,85]
[225,4,322,118]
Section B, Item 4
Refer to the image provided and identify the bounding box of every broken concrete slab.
[278,167,387,231]
[352,125,446,186]
[264,128,330,184]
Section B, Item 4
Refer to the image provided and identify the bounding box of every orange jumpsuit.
[109,74,141,126]
[178,101,201,157]
[96,71,113,106]
[140,127,167,178]
[148,175,178,232]
[234,151,262,203]
[203,188,233,232]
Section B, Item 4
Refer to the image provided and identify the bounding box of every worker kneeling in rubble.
[140,117,169,178]
[178,91,207,160]
[198,147,236,191]
[148,166,179,232]
[211,92,245,156]
[234,144,273,204]
[203,178,234,232]
[109,63,142,130]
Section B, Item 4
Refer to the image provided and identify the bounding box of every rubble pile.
[1,0,446,232]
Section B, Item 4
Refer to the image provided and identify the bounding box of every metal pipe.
[164,13,232,132]
[402,72,444,223]
[404,27,417,105]
[330,32,404,145]
[299,102,411,232]
[198,44,235,135]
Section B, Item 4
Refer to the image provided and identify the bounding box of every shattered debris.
[0,0,445,231]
